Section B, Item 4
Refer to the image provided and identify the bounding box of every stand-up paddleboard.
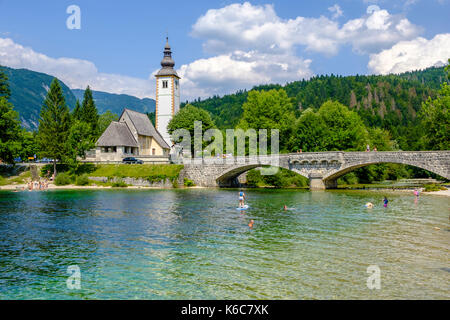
[237,205,249,211]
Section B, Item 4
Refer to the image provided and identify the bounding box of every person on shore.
[366,145,371,152]
[373,146,378,152]
[238,190,246,208]
[383,197,389,208]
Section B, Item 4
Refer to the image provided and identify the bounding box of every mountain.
[0,66,156,130]
[184,66,447,150]
[0,66,77,130]
[72,89,155,117]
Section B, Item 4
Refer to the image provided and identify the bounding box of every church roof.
[121,108,171,149]
[156,38,179,78]
[96,121,138,147]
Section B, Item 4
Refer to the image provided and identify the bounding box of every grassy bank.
[0,171,31,186]
[90,164,184,182]
[38,164,184,187]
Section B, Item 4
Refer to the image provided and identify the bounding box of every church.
[88,38,180,163]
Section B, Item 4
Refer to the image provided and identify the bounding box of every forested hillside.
[185,66,447,150]
[0,66,76,130]
[72,89,155,117]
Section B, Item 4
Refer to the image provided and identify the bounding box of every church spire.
[157,37,178,76]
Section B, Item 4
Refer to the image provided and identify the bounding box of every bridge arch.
[323,158,449,187]
[216,164,309,187]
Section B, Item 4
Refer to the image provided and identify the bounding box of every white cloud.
[191,2,422,56]
[177,51,313,99]
[177,2,424,99]
[0,37,154,98]
[328,4,343,19]
[368,33,450,74]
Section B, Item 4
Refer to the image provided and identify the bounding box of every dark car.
[122,157,144,164]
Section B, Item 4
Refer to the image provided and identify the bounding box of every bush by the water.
[184,178,195,187]
[424,184,447,192]
[55,172,73,186]
[112,179,128,188]
[75,174,90,186]
[246,168,308,188]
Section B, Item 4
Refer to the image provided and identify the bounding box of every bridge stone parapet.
[180,151,450,190]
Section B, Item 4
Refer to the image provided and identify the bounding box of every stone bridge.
[180,151,450,190]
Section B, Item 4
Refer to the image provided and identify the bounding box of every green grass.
[0,171,32,186]
[89,164,184,183]
[423,184,447,192]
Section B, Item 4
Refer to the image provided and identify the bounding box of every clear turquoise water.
[0,189,448,300]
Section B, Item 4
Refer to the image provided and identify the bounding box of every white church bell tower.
[155,37,180,146]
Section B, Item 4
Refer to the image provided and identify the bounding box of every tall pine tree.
[80,86,99,137]
[37,78,71,175]
[0,68,11,100]
[0,69,21,163]
[72,99,82,120]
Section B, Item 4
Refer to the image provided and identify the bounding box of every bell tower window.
[162,80,168,88]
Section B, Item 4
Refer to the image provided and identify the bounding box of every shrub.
[184,178,195,187]
[112,179,128,188]
[424,184,447,192]
[55,172,73,186]
[75,174,90,186]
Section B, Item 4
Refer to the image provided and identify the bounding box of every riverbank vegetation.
[39,163,184,187]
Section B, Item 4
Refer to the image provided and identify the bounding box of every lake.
[0,189,448,299]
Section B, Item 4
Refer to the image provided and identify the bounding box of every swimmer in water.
[284,205,288,211]
[249,220,255,228]
[365,202,374,209]
[383,197,389,208]
[238,190,246,208]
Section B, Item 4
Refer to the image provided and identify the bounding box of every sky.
[0,0,449,101]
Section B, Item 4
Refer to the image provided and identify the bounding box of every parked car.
[14,157,22,163]
[122,157,144,164]
[38,158,53,164]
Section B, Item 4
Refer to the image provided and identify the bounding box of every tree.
[167,104,216,156]
[0,97,21,163]
[289,108,328,152]
[65,120,96,166]
[0,69,11,100]
[237,89,295,151]
[98,111,119,134]
[80,86,99,136]
[290,101,368,152]
[37,78,71,175]
[147,112,155,126]
[419,59,450,150]
[316,100,368,151]
[72,99,82,121]
[17,130,39,161]
[368,127,396,151]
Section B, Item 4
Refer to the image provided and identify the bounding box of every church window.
[162,80,168,88]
